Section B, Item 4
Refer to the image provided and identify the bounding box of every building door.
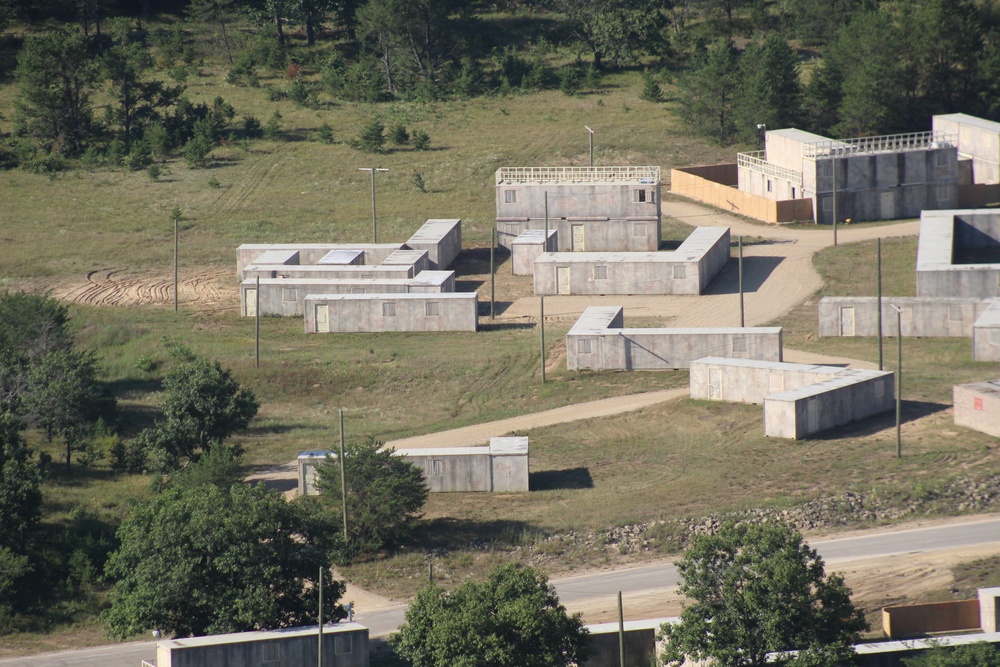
[880,191,895,220]
[840,307,855,336]
[571,224,585,251]
[244,288,257,317]
[556,267,571,295]
[315,304,329,333]
[709,368,722,399]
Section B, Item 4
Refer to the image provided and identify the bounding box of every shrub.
[640,70,662,102]
[412,171,426,192]
[288,75,313,107]
[316,123,334,144]
[559,66,581,96]
[353,118,385,153]
[242,116,262,139]
[263,112,283,140]
[410,129,430,151]
[389,123,409,145]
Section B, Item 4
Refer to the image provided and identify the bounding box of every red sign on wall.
[975,397,984,411]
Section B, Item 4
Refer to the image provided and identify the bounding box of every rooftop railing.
[803,131,956,158]
[496,166,660,185]
[736,151,802,184]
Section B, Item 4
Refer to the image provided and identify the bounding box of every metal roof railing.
[496,166,660,185]
[803,131,956,159]
[736,151,802,184]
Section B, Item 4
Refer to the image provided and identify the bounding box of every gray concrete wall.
[241,273,453,317]
[405,218,462,269]
[954,381,1000,437]
[237,244,403,280]
[298,438,527,494]
[567,306,781,370]
[690,358,894,439]
[304,293,477,333]
[766,128,829,170]
[381,249,431,274]
[512,229,558,276]
[974,301,1000,361]
[581,629,655,667]
[738,168,801,200]
[533,227,729,296]
[242,264,417,281]
[935,114,1000,184]
[156,624,369,667]
[818,297,992,338]
[497,217,660,253]
[917,209,1000,298]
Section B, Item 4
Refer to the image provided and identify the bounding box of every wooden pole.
[832,155,838,246]
[618,591,625,667]
[738,235,745,327]
[173,216,179,313]
[877,238,884,370]
[540,294,546,384]
[254,275,260,369]
[370,168,377,243]
[490,226,496,320]
[896,309,902,458]
[339,408,348,541]
[544,191,549,243]
[318,567,323,667]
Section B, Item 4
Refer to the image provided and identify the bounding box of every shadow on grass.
[530,467,594,490]
[476,319,534,331]
[455,279,484,292]
[414,517,540,551]
[810,400,949,441]
[107,376,163,397]
[370,637,407,667]
[452,246,511,278]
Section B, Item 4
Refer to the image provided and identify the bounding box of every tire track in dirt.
[214,143,295,213]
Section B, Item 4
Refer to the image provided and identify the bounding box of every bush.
[640,70,662,102]
[412,171,426,192]
[183,135,213,168]
[288,75,313,107]
[353,118,385,153]
[411,129,430,151]
[146,164,162,181]
[389,123,409,145]
[242,116,262,139]
[559,66,581,96]
[263,112,283,140]
[265,86,287,102]
[226,50,259,87]
[208,176,221,188]
[123,139,151,171]
[316,123,334,144]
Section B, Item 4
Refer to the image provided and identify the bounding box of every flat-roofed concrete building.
[954,380,1000,437]
[145,622,369,667]
[237,243,404,280]
[405,218,462,269]
[495,166,661,251]
[819,296,993,338]
[917,209,1000,298]
[566,306,782,370]
[304,292,477,333]
[934,113,1000,186]
[738,128,959,225]
[533,227,730,296]
[511,229,558,276]
[297,437,528,495]
[690,357,894,439]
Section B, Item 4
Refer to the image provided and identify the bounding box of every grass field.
[5,22,1000,648]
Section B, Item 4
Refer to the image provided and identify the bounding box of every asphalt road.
[5,516,999,667]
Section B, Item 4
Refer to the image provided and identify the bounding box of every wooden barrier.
[882,599,981,638]
[670,166,813,223]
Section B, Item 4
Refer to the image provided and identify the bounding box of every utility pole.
[832,154,838,246]
[254,275,260,369]
[890,305,903,458]
[540,294,546,384]
[738,236,745,327]
[173,214,179,313]
[490,226,496,319]
[339,408,348,541]
[877,238,884,370]
[358,168,389,243]
[585,126,594,167]
[318,567,324,667]
[617,591,625,667]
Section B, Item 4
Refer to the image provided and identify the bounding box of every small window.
[262,642,280,663]
[504,189,517,204]
[425,301,440,317]
[281,288,296,302]
[792,187,797,199]
[632,189,647,203]
[672,265,686,280]
[335,634,353,655]
[382,302,396,317]
[732,336,748,353]
[632,223,646,238]
[577,339,592,354]
[427,459,443,476]
[361,273,374,280]
[948,305,963,322]
[766,179,772,193]
[593,265,607,280]
[351,287,366,294]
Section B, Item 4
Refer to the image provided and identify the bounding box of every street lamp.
[756,123,766,150]
[584,126,594,167]
[358,167,389,243]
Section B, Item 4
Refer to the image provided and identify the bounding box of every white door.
[572,225,585,251]
[557,267,571,295]
[880,191,895,220]
[840,307,855,336]
[244,288,257,317]
[709,368,722,399]
[315,304,329,333]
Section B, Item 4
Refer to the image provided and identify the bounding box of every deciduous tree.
[0,413,41,552]
[661,520,867,667]
[903,642,1000,667]
[104,483,345,638]
[390,563,590,667]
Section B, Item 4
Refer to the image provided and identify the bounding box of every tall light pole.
[584,126,594,167]
[358,168,389,243]
[756,123,766,150]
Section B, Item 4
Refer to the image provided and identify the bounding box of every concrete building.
[689,357,894,439]
[143,622,369,667]
[304,293,478,333]
[934,113,1000,186]
[237,244,404,281]
[533,227,730,296]
[297,437,529,495]
[582,618,669,667]
[738,128,958,225]
[511,229,558,276]
[495,166,661,251]
[954,380,1000,437]
[241,271,455,317]
[567,306,782,370]
[404,218,462,269]
[818,296,993,338]
[974,300,1000,361]
[917,209,1000,298]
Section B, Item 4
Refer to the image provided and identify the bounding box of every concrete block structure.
[533,227,730,296]
[690,357,894,439]
[566,306,782,370]
[918,209,1000,298]
[237,243,404,280]
[297,437,529,495]
[974,300,1000,361]
[582,618,668,667]
[145,623,369,667]
[404,218,462,269]
[934,113,1000,186]
[304,293,478,333]
[495,166,661,251]
[511,229,558,276]
[954,380,1000,437]
[241,272,455,317]
[818,296,992,338]
[738,128,958,224]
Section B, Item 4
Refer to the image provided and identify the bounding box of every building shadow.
[415,517,538,550]
[808,400,948,441]
[703,256,784,295]
[530,467,594,490]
